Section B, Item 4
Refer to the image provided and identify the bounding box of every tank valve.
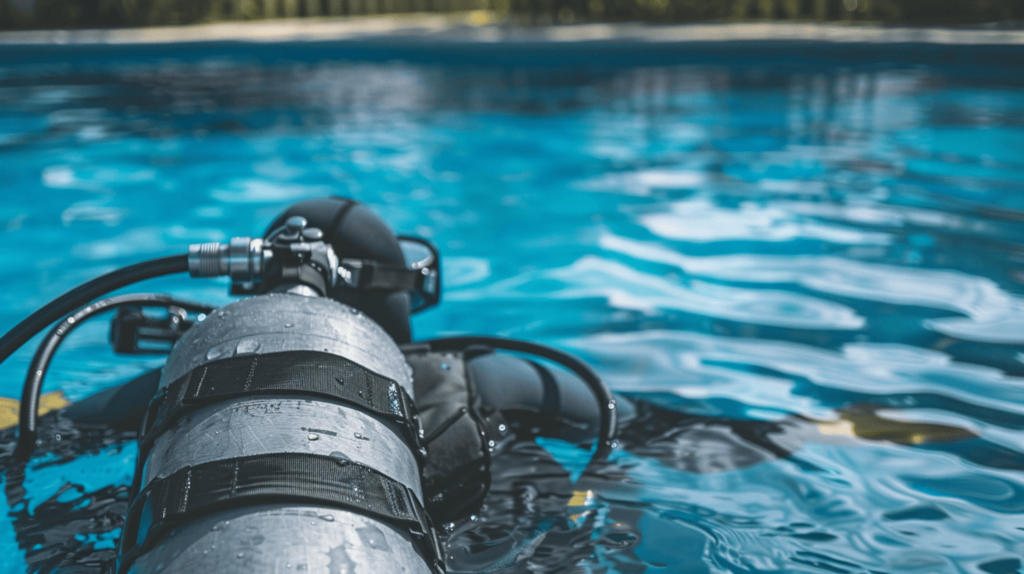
[188,216,437,305]
[187,237,270,282]
[188,217,339,296]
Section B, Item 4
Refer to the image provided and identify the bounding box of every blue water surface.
[1,38,1023,573]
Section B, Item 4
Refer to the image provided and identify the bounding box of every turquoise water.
[1,40,1024,573]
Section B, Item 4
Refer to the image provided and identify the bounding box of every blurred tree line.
[1,0,1022,30]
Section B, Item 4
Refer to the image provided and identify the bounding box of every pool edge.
[3,17,1024,46]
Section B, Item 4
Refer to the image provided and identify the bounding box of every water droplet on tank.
[234,339,261,355]
[308,433,319,441]
[287,564,292,569]
[237,552,244,559]
[206,347,225,360]
[285,323,293,328]
[324,515,334,522]
[217,311,225,318]
[608,400,616,410]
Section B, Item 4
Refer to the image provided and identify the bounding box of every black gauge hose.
[14,292,211,459]
[0,255,188,369]
[421,336,617,469]
[0,255,188,458]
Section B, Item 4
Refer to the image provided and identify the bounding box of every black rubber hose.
[14,292,212,460]
[0,255,188,370]
[422,336,617,466]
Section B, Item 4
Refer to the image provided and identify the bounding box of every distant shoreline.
[3,14,1024,46]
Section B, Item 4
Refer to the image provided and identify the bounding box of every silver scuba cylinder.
[113,212,445,574]
[120,294,436,573]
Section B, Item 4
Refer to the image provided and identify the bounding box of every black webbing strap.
[338,259,423,291]
[140,350,426,462]
[118,453,445,573]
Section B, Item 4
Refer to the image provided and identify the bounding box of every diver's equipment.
[0,255,189,368]
[120,294,442,574]
[334,234,440,312]
[405,346,507,523]
[405,338,619,524]
[190,215,439,320]
[189,216,437,303]
[4,210,439,456]
[16,293,212,459]
[264,196,441,342]
[422,337,618,460]
[466,352,619,443]
[0,197,618,574]
[0,205,438,372]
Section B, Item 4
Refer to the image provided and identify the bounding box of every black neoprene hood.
[265,196,413,343]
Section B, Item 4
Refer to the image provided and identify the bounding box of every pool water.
[1,39,1024,573]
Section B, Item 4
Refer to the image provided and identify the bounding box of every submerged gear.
[406,347,506,522]
[0,196,618,574]
[263,196,441,343]
[17,293,212,459]
[121,294,442,574]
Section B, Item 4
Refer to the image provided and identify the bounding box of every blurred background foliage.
[1,0,1023,31]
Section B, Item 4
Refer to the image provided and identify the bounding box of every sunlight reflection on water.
[0,41,1023,573]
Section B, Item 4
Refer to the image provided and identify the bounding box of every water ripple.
[600,232,1024,344]
[1,43,1023,574]
[452,255,865,330]
[570,329,1024,421]
[639,197,895,245]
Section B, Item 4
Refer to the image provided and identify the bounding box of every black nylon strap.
[338,259,424,291]
[140,350,425,461]
[119,453,444,573]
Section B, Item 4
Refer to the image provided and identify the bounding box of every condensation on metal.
[161,293,414,395]
[126,504,433,574]
[142,395,423,500]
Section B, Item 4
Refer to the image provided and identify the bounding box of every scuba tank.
[122,198,444,574]
[0,197,620,574]
[121,294,437,573]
